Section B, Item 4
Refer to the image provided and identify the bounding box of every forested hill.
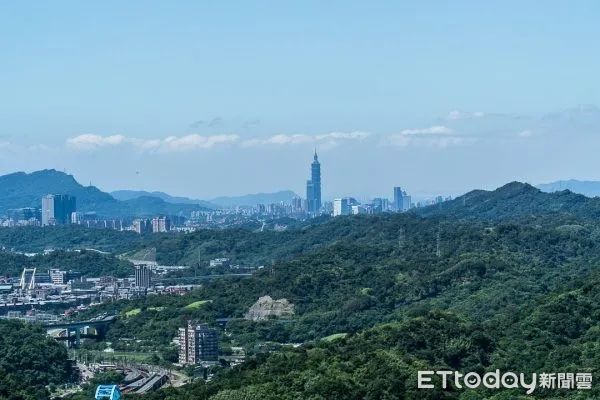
[0,320,76,400]
[98,193,600,399]
[0,169,210,217]
[418,181,600,220]
[33,180,597,399]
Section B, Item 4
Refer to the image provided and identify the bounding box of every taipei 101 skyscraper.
[306,149,321,215]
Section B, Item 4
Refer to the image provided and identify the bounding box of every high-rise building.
[403,195,412,211]
[197,323,219,361]
[71,212,83,224]
[41,194,76,226]
[151,216,171,233]
[351,205,364,214]
[178,327,188,364]
[306,150,321,215]
[292,196,303,212]
[178,321,219,365]
[134,265,152,289]
[133,218,152,234]
[393,187,404,212]
[372,198,389,214]
[333,198,350,216]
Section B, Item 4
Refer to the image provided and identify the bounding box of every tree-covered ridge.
[78,213,600,370]
[418,181,600,220]
[1,181,598,258]
[0,249,133,278]
[0,320,76,400]
[3,182,599,399]
[138,272,600,400]
[142,311,493,400]
[0,225,143,253]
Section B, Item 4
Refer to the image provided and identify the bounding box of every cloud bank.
[66,134,239,152]
[65,106,600,154]
[66,131,372,152]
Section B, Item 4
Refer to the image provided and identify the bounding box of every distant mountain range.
[0,170,210,218]
[111,190,216,208]
[111,189,298,208]
[536,179,600,197]
[0,169,299,219]
[210,190,299,208]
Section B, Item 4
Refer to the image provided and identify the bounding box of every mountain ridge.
[417,181,599,220]
[0,169,210,218]
[111,189,300,208]
[110,190,216,208]
[537,179,600,197]
[210,190,299,208]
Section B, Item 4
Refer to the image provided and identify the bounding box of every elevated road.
[43,315,117,346]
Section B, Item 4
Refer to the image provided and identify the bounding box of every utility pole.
[398,227,405,249]
[436,228,441,258]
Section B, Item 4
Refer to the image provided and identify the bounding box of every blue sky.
[1,2,600,199]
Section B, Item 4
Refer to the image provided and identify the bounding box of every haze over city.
[2,2,600,199]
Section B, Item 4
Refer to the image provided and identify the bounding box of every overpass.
[43,315,117,346]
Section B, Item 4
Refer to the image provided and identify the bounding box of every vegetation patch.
[124,308,141,317]
[183,300,211,310]
[322,333,347,342]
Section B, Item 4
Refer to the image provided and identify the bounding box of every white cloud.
[387,135,467,148]
[517,130,533,137]
[68,131,369,152]
[315,131,371,140]
[66,134,126,150]
[447,110,485,120]
[136,134,239,151]
[241,131,370,147]
[386,125,469,148]
[66,134,239,152]
[399,126,454,135]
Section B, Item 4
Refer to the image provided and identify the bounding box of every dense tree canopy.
[0,320,76,400]
[0,249,133,278]
[3,183,599,399]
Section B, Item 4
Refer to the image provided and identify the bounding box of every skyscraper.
[41,194,76,226]
[306,150,321,214]
[134,264,152,289]
[393,187,404,212]
[152,216,171,232]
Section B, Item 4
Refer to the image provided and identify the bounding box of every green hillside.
[418,181,600,221]
[0,320,76,400]
[6,181,598,399]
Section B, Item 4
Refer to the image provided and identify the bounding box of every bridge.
[43,315,117,346]
[95,385,121,400]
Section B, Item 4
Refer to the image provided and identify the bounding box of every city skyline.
[2,3,600,198]
[3,105,600,200]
